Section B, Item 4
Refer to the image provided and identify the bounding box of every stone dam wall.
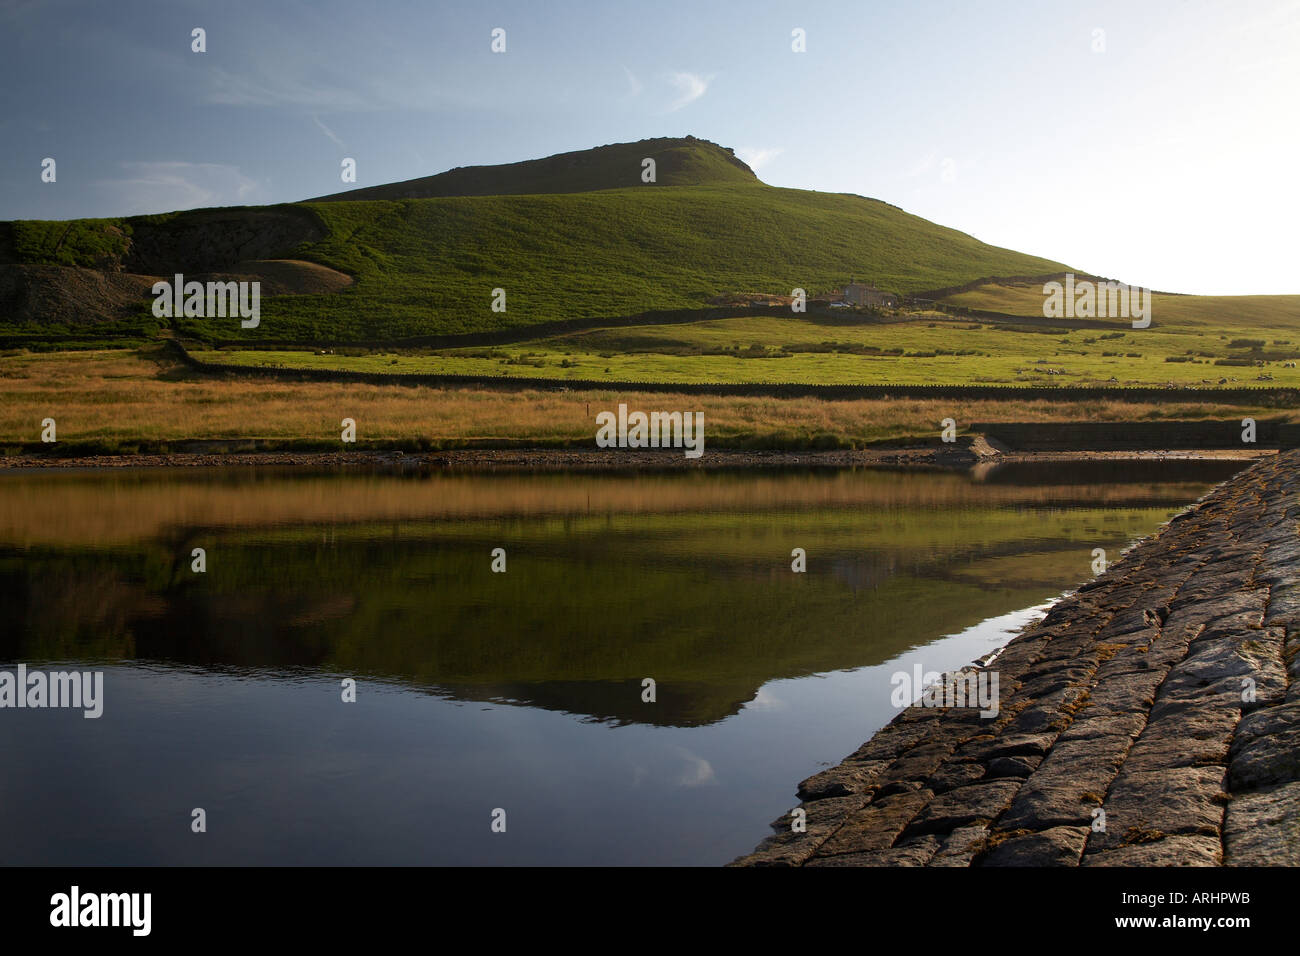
[733,451,1300,866]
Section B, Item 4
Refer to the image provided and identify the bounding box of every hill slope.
[311,136,760,200]
[266,185,1068,340]
[940,279,1300,330]
[0,136,1073,343]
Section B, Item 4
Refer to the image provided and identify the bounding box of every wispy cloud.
[205,62,476,112]
[665,71,712,112]
[736,146,782,172]
[905,151,938,178]
[208,68,374,110]
[675,748,717,788]
[622,65,643,97]
[92,162,262,215]
[312,114,346,150]
[905,151,969,185]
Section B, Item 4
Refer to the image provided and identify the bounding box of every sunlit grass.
[199,308,1300,387]
[0,349,1291,451]
[944,281,1300,330]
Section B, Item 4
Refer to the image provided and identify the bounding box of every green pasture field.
[195,311,1300,388]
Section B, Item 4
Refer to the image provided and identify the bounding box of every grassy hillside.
[310,135,760,200]
[215,185,1067,341]
[12,136,1295,361]
[942,279,1300,329]
[0,137,1070,344]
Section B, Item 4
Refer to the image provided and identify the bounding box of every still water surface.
[0,459,1242,864]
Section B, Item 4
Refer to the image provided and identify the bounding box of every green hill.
[940,279,1300,329]
[310,135,760,200]
[0,136,1073,344]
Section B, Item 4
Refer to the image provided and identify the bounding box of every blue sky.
[1,0,1296,294]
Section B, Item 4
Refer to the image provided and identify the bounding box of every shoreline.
[733,450,1300,866]
[0,445,1272,472]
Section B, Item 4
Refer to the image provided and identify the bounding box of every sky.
[1,0,1296,295]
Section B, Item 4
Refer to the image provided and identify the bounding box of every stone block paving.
[732,452,1300,866]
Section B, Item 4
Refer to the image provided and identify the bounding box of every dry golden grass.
[0,348,1290,448]
[0,468,1216,548]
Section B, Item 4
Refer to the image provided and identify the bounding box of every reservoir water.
[0,459,1242,864]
